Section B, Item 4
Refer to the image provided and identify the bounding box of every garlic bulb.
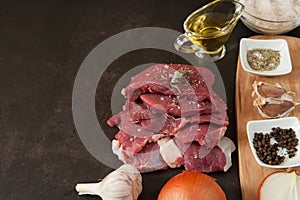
[75,164,142,200]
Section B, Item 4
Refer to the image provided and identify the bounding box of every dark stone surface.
[0,0,299,199]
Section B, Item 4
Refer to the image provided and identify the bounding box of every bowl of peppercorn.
[247,117,300,168]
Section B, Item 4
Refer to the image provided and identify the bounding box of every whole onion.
[157,171,226,200]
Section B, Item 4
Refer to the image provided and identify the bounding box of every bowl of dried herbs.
[239,38,292,76]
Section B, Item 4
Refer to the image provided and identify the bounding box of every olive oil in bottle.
[186,12,236,52]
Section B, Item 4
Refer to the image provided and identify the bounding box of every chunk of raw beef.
[124,64,215,99]
[182,137,235,172]
[157,137,184,168]
[112,139,168,172]
[175,123,227,148]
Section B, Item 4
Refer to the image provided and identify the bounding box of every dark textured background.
[1,0,300,199]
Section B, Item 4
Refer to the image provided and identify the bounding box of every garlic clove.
[252,81,296,100]
[254,98,296,118]
[253,81,287,99]
[252,81,300,118]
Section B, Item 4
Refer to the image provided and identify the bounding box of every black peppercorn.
[252,127,298,165]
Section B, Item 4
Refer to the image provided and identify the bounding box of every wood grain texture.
[235,35,300,200]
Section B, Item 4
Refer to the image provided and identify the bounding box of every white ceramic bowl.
[240,38,292,76]
[247,117,300,168]
[240,10,300,35]
[238,0,300,35]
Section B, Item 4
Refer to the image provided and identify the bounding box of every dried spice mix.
[247,48,280,71]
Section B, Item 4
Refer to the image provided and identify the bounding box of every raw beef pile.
[107,64,235,173]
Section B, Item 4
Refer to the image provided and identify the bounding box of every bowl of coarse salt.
[238,0,300,34]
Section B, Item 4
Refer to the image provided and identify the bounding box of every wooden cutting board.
[235,35,300,200]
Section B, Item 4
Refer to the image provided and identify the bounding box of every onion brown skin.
[257,169,300,200]
[157,171,226,200]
